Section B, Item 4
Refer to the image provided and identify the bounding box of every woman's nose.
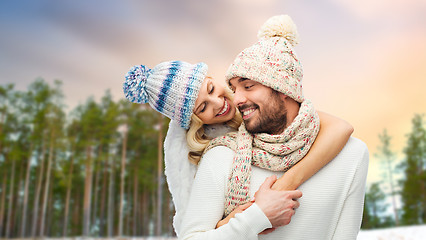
[211,95,223,110]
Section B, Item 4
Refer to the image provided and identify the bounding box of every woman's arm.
[216,202,253,228]
[271,111,354,191]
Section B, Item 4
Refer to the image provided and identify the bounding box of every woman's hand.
[215,201,253,228]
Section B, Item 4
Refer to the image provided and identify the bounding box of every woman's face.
[193,77,236,125]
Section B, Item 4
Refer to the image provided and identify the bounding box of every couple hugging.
[123,15,369,240]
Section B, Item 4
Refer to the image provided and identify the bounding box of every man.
[179,15,368,240]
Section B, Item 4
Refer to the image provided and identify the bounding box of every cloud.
[328,0,426,20]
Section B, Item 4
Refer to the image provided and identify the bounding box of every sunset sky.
[1,0,425,188]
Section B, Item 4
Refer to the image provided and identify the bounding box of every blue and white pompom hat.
[123,61,208,129]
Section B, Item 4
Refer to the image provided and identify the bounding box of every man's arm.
[179,146,300,240]
[332,141,369,239]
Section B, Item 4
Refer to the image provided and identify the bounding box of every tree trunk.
[5,159,16,238]
[31,134,47,237]
[151,187,157,235]
[419,140,425,223]
[141,188,148,236]
[46,176,54,236]
[422,168,426,223]
[72,187,81,236]
[0,113,4,154]
[118,130,127,236]
[166,190,173,236]
[0,114,4,237]
[133,167,138,236]
[99,154,108,236]
[125,173,131,236]
[0,173,7,237]
[386,156,400,225]
[107,152,115,237]
[156,115,164,236]
[39,133,55,237]
[14,160,25,237]
[10,193,18,238]
[91,148,101,236]
[63,144,75,237]
[82,145,93,237]
[20,143,33,237]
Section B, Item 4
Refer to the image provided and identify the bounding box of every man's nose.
[232,89,246,107]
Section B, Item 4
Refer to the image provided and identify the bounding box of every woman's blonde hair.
[186,88,242,165]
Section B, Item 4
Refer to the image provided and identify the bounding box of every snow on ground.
[357,225,426,240]
[30,225,426,240]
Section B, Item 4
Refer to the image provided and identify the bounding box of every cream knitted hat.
[226,15,304,103]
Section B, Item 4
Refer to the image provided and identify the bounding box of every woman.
[123,60,352,236]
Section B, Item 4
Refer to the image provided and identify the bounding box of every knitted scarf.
[205,100,320,216]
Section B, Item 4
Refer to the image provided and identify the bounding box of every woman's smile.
[216,98,231,117]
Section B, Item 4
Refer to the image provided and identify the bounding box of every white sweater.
[163,121,234,236]
[179,137,369,240]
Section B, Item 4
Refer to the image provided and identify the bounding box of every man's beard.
[240,93,287,135]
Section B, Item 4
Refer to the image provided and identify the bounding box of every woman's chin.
[223,109,236,123]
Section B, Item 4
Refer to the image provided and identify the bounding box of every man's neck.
[280,99,300,134]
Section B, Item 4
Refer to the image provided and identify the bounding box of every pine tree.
[399,114,426,225]
[375,129,399,225]
[79,98,103,236]
[39,80,66,236]
[0,84,16,237]
[62,119,80,236]
[0,80,179,237]
[0,172,6,237]
[362,182,392,229]
[5,159,16,238]
[26,79,57,237]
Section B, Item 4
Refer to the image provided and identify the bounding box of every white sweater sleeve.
[179,146,272,240]
[332,141,369,239]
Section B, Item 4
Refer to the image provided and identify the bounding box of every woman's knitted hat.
[226,15,304,103]
[123,61,208,129]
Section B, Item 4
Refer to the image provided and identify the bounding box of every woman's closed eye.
[208,82,214,94]
[199,103,207,113]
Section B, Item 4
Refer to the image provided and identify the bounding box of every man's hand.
[254,175,302,228]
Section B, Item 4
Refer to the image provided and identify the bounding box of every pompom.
[123,65,152,104]
[257,15,299,46]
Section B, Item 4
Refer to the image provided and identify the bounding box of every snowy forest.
[362,115,426,229]
[0,79,425,238]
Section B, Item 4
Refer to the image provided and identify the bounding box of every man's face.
[229,78,287,134]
